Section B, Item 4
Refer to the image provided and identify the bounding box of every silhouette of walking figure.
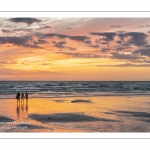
[21,93,24,99]
[16,92,20,101]
[25,92,28,100]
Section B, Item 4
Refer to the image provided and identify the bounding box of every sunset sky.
[0,17,150,81]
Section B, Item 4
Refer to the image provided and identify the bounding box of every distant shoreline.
[0,80,150,82]
[0,93,150,100]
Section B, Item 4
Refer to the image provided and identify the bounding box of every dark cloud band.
[9,18,42,25]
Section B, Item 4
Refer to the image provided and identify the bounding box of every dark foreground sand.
[29,113,119,122]
[0,95,150,132]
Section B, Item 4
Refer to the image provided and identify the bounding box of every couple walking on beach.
[16,92,28,100]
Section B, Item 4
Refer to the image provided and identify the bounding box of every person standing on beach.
[25,92,28,100]
[21,93,24,99]
[16,92,20,101]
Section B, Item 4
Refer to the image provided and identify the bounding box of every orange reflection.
[26,99,28,113]
[16,100,20,119]
[0,95,150,132]
[16,98,28,120]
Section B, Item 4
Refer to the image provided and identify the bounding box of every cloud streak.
[89,32,117,41]
[110,25,121,28]
[0,36,44,49]
[133,48,150,57]
[118,32,147,46]
[9,18,42,25]
[57,52,101,58]
[38,33,90,42]
[97,63,150,67]
[110,52,139,60]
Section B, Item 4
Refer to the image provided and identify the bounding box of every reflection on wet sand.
[16,99,28,119]
[21,99,24,111]
[9,96,150,132]
[26,99,28,113]
[16,100,20,118]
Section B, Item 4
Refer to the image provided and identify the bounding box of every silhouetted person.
[25,92,28,100]
[21,93,24,99]
[16,93,28,120]
[16,92,20,101]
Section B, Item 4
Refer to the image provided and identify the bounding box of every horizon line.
[0,80,149,82]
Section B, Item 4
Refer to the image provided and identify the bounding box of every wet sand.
[0,95,150,132]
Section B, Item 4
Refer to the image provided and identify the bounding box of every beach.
[0,95,150,132]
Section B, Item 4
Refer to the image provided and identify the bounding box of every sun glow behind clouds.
[0,17,150,80]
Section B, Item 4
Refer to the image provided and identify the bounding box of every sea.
[0,81,150,99]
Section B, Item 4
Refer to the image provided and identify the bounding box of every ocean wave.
[0,91,150,99]
[0,81,150,98]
